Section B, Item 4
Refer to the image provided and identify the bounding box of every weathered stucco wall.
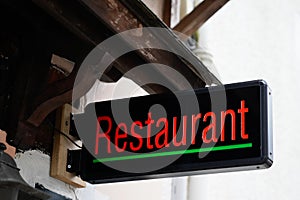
[15,150,109,200]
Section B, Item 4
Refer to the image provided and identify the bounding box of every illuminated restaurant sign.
[75,80,273,184]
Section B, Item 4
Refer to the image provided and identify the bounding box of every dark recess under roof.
[0,0,220,153]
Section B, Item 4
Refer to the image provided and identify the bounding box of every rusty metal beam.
[173,0,230,36]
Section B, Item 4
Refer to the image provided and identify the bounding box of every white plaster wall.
[96,179,173,200]
[15,150,109,200]
[189,0,300,199]
[96,177,188,200]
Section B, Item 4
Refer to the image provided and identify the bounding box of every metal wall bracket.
[66,149,81,174]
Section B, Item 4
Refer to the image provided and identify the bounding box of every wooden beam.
[33,0,221,87]
[163,0,172,27]
[173,0,230,36]
[32,0,110,46]
[26,0,221,129]
[50,104,86,188]
[79,0,219,86]
[26,51,175,127]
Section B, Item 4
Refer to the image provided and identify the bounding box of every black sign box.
[74,80,273,184]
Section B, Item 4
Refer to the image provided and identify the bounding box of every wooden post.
[163,0,172,27]
[173,0,230,36]
[50,104,86,188]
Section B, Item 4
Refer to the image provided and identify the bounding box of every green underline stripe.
[93,143,252,163]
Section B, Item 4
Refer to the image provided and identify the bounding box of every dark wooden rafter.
[31,0,109,46]
[24,0,119,127]
[1,0,227,151]
[0,1,87,149]
[80,0,220,86]
[173,0,230,36]
[26,0,177,127]
[162,0,172,27]
[26,0,221,128]
[26,50,180,127]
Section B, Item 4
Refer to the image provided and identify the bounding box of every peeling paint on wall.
[15,150,109,200]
